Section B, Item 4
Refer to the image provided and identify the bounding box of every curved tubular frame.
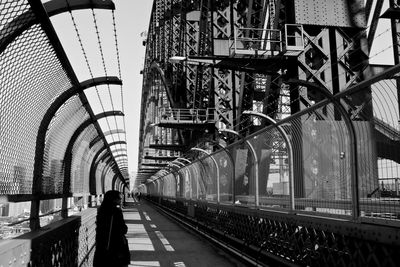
[89,142,127,195]
[176,157,191,164]
[89,146,108,194]
[61,110,123,218]
[218,129,258,205]
[112,174,118,191]
[113,153,128,160]
[0,0,115,55]
[25,1,127,230]
[112,174,128,192]
[99,153,112,193]
[201,138,237,202]
[191,147,221,202]
[166,163,183,197]
[101,156,114,193]
[89,130,126,148]
[30,76,121,230]
[284,79,359,219]
[243,111,294,208]
[111,148,128,155]
[103,129,126,136]
[108,141,127,147]
[150,61,176,108]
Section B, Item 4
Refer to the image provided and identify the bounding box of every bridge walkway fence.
[0,0,129,265]
[138,64,400,267]
[0,198,252,267]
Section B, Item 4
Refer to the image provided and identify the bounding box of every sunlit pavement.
[122,198,246,267]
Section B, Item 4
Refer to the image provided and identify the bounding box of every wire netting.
[70,125,99,195]
[0,2,73,194]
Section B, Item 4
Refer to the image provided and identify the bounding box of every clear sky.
[50,0,154,185]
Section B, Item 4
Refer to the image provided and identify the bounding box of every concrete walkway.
[122,198,247,267]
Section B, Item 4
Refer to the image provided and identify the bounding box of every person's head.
[102,190,122,208]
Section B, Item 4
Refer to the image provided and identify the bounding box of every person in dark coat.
[93,190,130,267]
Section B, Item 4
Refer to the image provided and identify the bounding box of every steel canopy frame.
[30,76,121,230]
[61,110,124,218]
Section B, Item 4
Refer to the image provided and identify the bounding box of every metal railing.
[158,108,215,123]
[229,25,305,57]
[230,27,282,57]
[0,207,97,266]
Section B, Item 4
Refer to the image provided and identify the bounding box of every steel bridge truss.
[138,0,400,266]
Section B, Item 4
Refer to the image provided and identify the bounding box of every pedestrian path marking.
[123,211,141,220]
[155,230,174,251]
[143,211,151,221]
[129,261,160,267]
[126,224,155,251]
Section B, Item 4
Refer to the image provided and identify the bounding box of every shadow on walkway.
[122,199,246,267]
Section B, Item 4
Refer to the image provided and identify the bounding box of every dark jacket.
[93,205,130,266]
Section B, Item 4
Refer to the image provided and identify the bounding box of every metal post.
[191,147,220,203]
[243,111,295,211]
[219,129,259,206]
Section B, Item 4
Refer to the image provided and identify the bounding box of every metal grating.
[0,8,73,194]
[43,97,89,195]
[70,125,99,195]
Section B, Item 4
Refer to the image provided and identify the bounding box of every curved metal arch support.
[191,147,221,202]
[0,0,115,57]
[115,161,128,169]
[243,112,293,209]
[101,163,113,193]
[150,62,177,108]
[89,145,108,194]
[170,160,186,167]
[98,153,113,193]
[283,79,359,219]
[61,110,123,218]
[109,141,127,147]
[90,136,126,149]
[63,110,124,180]
[219,129,259,206]
[101,156,117,192]
[112,174,126,192]
[104,129,126,136]
[165,162,184,191]
[92,129,127,147]
[115,157,128,163]
[45,0,115,16]
[202,138,236,168]
[113,153,128,160]
[112,174,119,191]
[111,148,128,155]
[29,76,121,230]
[176,157,191,164]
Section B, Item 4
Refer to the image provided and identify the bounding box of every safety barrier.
[147,196,400,267]
[139,62,400,265]
[141,65,400,226]
[0,208,97,266]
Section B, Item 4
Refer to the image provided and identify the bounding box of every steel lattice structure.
[137,0,400,265]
